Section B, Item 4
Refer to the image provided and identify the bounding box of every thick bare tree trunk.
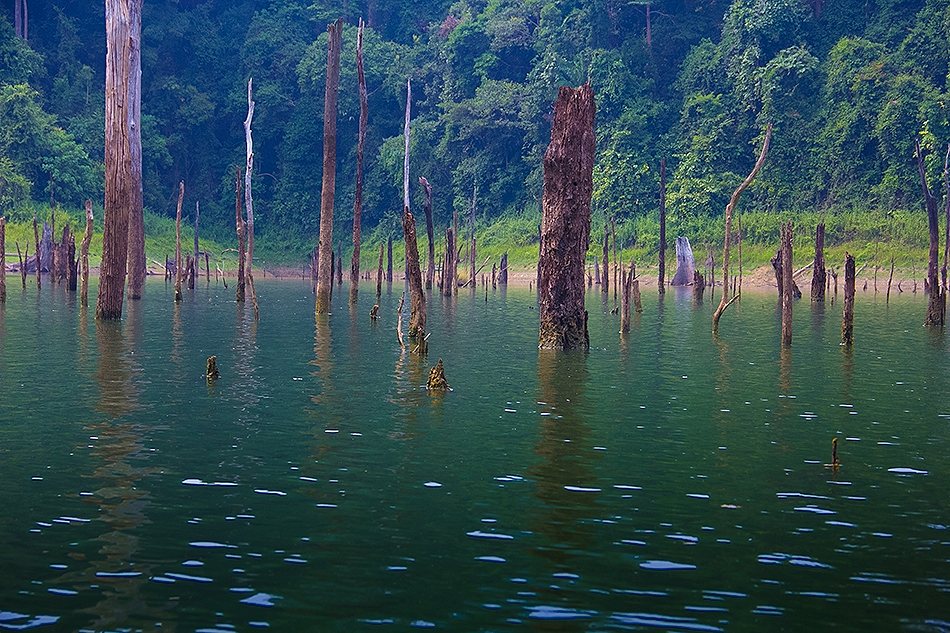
[376,243,384,299]
[401,78,426,349]
[174,181,184,302]
[611,216,618,302]
[500,252,508,285]
[21,0,27,41]
[235,170,246,302]
[658,158,666,294]
[126,28,147,303]
[350,19,367,300]
[0,217,6,303]
[80,200,93,306]
[601,228,609,296]
[811,222,826,301]
[916,139,944,327]
[711,124,772,332]
[538,84,595,350]
[97,0,142,320]
[942,145,949,304]
[780,222,794,348]
[386,236,393,282]
[336,245,343,285]
[443,227,456,296]
[244,79,259,318]
[842,253,855,345]
[67,231,77,291]
[620,260,634,334]
[315,19,343,315]
[419,177,435,289]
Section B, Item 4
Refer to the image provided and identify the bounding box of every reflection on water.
[0,280,947,631]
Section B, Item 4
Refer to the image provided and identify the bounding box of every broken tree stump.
[206,356,220,382]
[538,84,595,350]
[811,222,826,301]
[842,253,855,345]
[427,358,450,391]
[780,222,794,348]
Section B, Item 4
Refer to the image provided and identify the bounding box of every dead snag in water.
[842,254,855,345]
[632,262,642,314]
[594,256,600,285]
[811,222,826,301]
[427,358,450,391]
[620,264,632,334]
[234,171,246,303]
[915,139,945,326]
[98,0,142,319]
[538,84,595,351]
[386,236,393,283]
[442,227,456,296]
[692,270,706,302]
[0,217,6,302]
[658,158,667,294]
[469,185,477,288]
[67,231,77,291]
[32,215,40,288]
[611,216,618,302]
[396,292,405,347]
[243,79,260,319]
[500,252,508,286]
[419,176,435,289]
[350,19,368,300]
[336,245,343,285]
[206,356,220,382]
[401,78,426,352]
[886,257,895,304]
[376,243,384,299]
[943,144,950,308]
[315,19,343,315]
[370,304,379,320]
[172,181,184,302]
[188,207,197,291]
[601,228,609,296]
[712,123,772,332]
[780,222,794,348]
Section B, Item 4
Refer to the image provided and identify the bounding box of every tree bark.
[942,145,950,304]
[886,257,895,303]
[97,0,142,320]
[32,215,40,288]
[916,139,944,327]
[711,123,772,332]
[80,200,93,306]
[376,243,384,299]
[14,0,21,38]
[658,158,666,294]
[244,78,259,319]
[0,217,6,303]
[190,201,200,290]
[174,181,184,302]
[842,253,855,345]
[315,19,343,315]
[601,228,609,295]
[500,252,508,285]
[419,177,435,289]
[350,19,367,300]
[443,227,455,296]
[235,171,246,302]
[780,222,794,348]
[67,231,77,291]
[811,222,826,301]
[401,77,426,349]
[538,84,595,351]
[469,186,477,288]
[386,236,393,282]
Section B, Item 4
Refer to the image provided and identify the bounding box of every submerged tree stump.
[842,253,855,345]
[538,84,595,351]
[427,358,450,391]
[811,222,826,301]
[780,222,794,348]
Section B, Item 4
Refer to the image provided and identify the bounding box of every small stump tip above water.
[206,356,220,382]
[427,359,450,392]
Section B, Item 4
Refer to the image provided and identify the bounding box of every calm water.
[0,278,947,632]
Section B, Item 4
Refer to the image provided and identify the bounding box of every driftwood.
[712,123,772,331]
[842,253,855,345]
[98,0,142,319]
[350,19,367,300]
[538,84,595,350]
[315,19,343,314]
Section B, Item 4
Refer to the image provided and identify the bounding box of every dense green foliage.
[1,0,948,255]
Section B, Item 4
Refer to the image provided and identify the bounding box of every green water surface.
[0,279,947,631]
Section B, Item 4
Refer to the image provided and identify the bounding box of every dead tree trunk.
[594,257,600,284]
[611,216,618,302]
[67,232,77,291]
[500,252,508,285]
[0,217,6,303]
[191,201,200,290]
[620,266,631,334]
[811,222,826,301]
[315,19,343,315]
[658,158,667,294]
[442,228,455,296]
[886,257,895,303]
[632,261,642,313]
[420,177,435,289]
[401,77,426,350]
[16,242,27,288]
[916,139,944,326]
[336,245,343,285]
[842,253,855,345]
[711,124,772,331]
[737,211,744,297]
[97,0,142,320]
[601,228,609,296]
[244,79,259,318]
[32,216,40,288]
[235,170,246,303]
[538,84,595,350]
[386,236,393,283]
[943,145,950,305]
[375,243,384,299]
[80,200,93,305]
[174,181,184,302]
[350,19,367,300]
[126,11,146,303]
[781,222,794,348]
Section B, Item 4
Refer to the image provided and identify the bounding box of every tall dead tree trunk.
[235,170,246,303]
[315,19,343,315]
[402,78,426,349]
[611,217,618,302]
[126,14,146,304]
[376,243,384,299]
[601,228,609,296]
[658,158,666,294]
[80,200,93,306]
[174,181,184,302]
[500,252,508,285]
[842,253,855,345]
[780,222,794,348]
[97,0,142,320]
[443,227,455,296]
[420,177,435,289]
[386,236,393,282]
[350,19,367,300]
[190,201,199,290]
[67,232,77,291]
[32,215,40,288]
[14,0,21,38]
[942,145,949,303]
[244,79,259,318]
[0,217,6,303]
[916,139,944,327]
[538,84,595,350]
[711,123,772,332]
[811,222,826,301]
[469,185,477,288]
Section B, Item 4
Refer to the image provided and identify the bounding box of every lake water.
[0,278,947,631]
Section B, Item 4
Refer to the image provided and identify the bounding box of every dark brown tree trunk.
[611,216,618,302]
[16,242,27,288]
[538,84,595,350]
[97,0,142,320]
[336,245,343,285]
[658,158,666,294]
[80,200,93,305]
[67,232,78,291]
[916,139,944,327]
[942,145,950,304]
[376,243,384,299]
[712,124,771,331]
[0,217,6,303]
[244,79,259,318]
[500,252,508,285]
[781,222,794,348]
[315,19,343,315]
[401,77,426,350]
[235,171,246,303]
[350,19,367,300]
[419,177,435,289]
[811,222,826,301]
[174,181,184,302]
[594,256,600,284]
[443,227,455,296]
[886,257,895,303]
[32,215,40,288]
[601,228,609,295]
[842,253,855,345]
[192,201,200,289]
[386,236,393,282]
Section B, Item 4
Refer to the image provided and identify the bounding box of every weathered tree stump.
[916,139,945,326]
[538,84,595,351]
[427,358,450,391]
[811,222,826,301]
[376,243,384,299]
[671,236,695,286]
[842,253,855,345]
[780,222,794,348]
[206,356,220,382]
[370,304,379,320]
